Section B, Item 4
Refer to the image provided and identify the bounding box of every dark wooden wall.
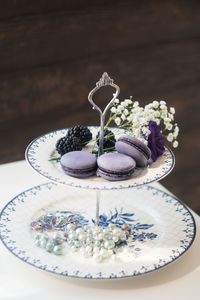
[0,0,200,213]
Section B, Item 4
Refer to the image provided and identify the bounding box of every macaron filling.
[98,165,135,176]
[61,165,96,175]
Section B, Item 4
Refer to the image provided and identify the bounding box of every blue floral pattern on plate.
[25,127,175,190]
[0,183,196,279]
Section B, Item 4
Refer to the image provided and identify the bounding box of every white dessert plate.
[25,127,175,190]
[0,183,196,279]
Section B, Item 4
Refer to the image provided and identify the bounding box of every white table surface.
[0,160,199,300]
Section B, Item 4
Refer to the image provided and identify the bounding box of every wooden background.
[0,0,199,213]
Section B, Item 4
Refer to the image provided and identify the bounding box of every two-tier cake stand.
[0,74,196,279]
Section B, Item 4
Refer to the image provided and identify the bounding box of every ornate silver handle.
[88,72,120,156]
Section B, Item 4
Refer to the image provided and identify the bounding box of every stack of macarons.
[60,135,151,181]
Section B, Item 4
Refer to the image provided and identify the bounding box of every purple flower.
[147,121,165,162]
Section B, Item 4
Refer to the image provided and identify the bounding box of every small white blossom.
[154,111,160,118]
[145,103,153,110]
[170,107,175,114]
[127,116,132,122]
[115,117,121,126]
[114,98,119,104]
[164,117,171,123]
[168,113,174,121]
[133,101,139,107]
[123,108,129,116]
[152,100,159,108]
[161,110,167,118]
[167,133,174,142]
[173,126,179,138]
[134,128,140,137]
[166,123,173,130]
[125,99,132,105]
[142,127,151,136]
[117,104,123,112]
[155,118,160,125]
[139,117,146,124]
[160,100,166,105]
[121,114,126,121]
[160,104,167,110]
[121,101,128,107]
[174,126,179,134]
[110,107,117,113]
[173,140,178,148]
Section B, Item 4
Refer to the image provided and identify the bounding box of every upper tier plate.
[25,127,175,190]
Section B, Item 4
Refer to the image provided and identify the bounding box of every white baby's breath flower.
[168,113,174,121]
[152,100,159,108]
[154,111,160,118]
[114,98,119,104]
[141,127,148,134]
[173,140,178,148]
[121,114,126,121]
[173,132,178,139]
[174,125,179,133]
[164,117,171,123]
[142,126,151,137]
[108,97,178,153]
[115,117,121,126]
[161,110,167,118]
[133,101,139,107]
[123,108,129,116]
[110,107,117,113]
[170,107,175,114]
[154,118,160,125]
[117,104,123,112]
[167,132,174,142]
[166,123,173,130]
[138,117,146,125]
[144,115,151,122]
[124,99,132,105]
[127,115,133,122]
[134,128,140,137]
[121,101,128,107]
[173,126,179,138]
[145,103,153,110]
[160,104,167,110]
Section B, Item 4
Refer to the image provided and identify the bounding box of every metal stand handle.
[88,72,120,157]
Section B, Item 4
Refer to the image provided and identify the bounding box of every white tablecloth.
[0,160,199,300]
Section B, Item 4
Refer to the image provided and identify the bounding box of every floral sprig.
[105,96,179,154]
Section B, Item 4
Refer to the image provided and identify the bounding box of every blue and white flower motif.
[93,209,136,227]
[92,208,157,247]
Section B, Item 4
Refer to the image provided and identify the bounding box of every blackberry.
[67,125,92,145]
[56,136,82,156]
[96,129,116,151]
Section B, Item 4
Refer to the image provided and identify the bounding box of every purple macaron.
[97,152,136,181]
[60,151,97,178]
[115,135,151,167]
